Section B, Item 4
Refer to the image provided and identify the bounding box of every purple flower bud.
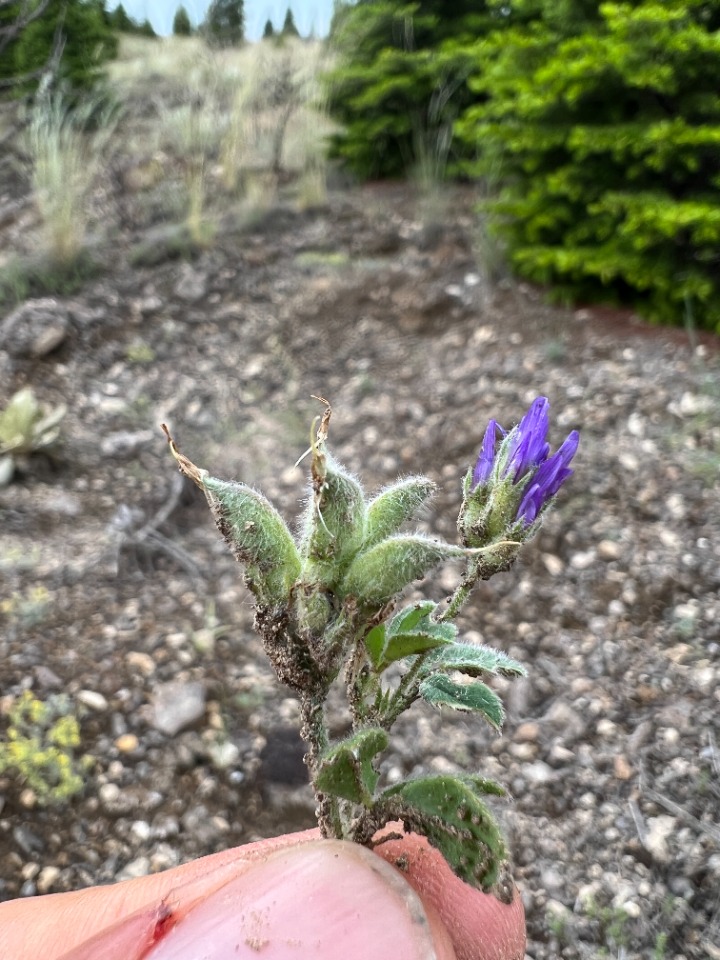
[468,398,578,534]
[516,430,579,525]
[503,397,551,483]
[472,419,504,488]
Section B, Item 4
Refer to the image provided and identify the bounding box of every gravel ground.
[1,184,719,959]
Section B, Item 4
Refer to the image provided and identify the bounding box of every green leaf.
[315,727,389,805]
[419,643,527,679]
[390,600,436,633]
[203,476,301,606]
[419,675,505,730]
[300,451,367,590]
[341,535,466,609]
[364,477,436,548]
[364,603,458,671]
[378,774,507,890]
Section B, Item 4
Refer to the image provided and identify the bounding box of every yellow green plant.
[0,692,93,805]
[0,387,66,486]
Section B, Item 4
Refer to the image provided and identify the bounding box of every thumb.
[60,840,456,960]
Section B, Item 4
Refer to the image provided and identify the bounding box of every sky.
[111,1,334,39]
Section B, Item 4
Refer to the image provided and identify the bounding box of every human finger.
[374,832,526,960]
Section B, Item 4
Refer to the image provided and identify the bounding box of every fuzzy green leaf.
[341,536,466,609]
[378,774,507,890]
[419,643,527,680]
[300,452,367,589]
[203,476,301,606]
[419,675,505,730]
[390,600,437,633]
[364,603,457,671]
[315,727,389,805]
[364,476,436,548]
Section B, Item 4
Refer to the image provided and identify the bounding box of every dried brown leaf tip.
[161,424,207,489]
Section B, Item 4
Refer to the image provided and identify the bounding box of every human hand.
[0,828,525,960]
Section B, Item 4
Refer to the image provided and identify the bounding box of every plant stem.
[382,652,428,727]
[436,562,481,623]
[299,690,343,838]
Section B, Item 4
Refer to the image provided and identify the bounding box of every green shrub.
[325,1,496,180]
[457,0,720,332]
[1,0,118,96]
[0,691,93,805]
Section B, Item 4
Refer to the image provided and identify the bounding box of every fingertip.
[374,833,526,960]
[145,841,455,960]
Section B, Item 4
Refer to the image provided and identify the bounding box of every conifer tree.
[108,3,134,33]
[281,8,299,37]
[457,0,720,331]
[1,0,118,95]
[326,1,495,179]
[173,6,193,36]
[203,0,244,47]
[262,18,275,39]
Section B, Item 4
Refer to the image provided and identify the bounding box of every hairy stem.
[300,691,343,838]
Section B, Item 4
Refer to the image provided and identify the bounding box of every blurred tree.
[457,0,720,331]
[173,6,193,36]
[262,18,275,39]
[1,0,118,96]
[281,7,299,37]
[203,0,244,47]
[326,1,499,179]
[137,17,156,37]
[107,3,134,32]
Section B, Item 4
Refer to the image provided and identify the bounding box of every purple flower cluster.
[472,398,579,525]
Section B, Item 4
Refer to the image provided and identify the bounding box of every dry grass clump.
[23,94,116,266]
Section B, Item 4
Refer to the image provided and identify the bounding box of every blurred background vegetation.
[1,0,719,331]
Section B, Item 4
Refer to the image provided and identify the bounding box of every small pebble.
[36,866,61,894]
[77,690,109,712]
[613,754,633,780]
[115,733,140,753]
[514,721,540,743]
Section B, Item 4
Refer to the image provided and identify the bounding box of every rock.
[100,430,155,459]
[77,690,108,712]
[117,856,151,881]
[207,740,240,769]
[99,783,121,807]
[542,700,587,743]
[151,681,206,737]
[644,815,675,864]
[126,651,156,676]
[523,761,554,785]
[36,865,61,894]
[514,721,541,743]
[1,298,70,358]
[570,549,596,570]
[115,733,139,753]
[597,540,622,561]
[130,820,151,842]
[542,553,564,576]
[12,825,43,855]
[547,744,574,767]
[174,265,208,302]
[613,754,633,780]
[33,665,63,690]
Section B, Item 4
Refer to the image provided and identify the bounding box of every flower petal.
[472,419,503,489]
